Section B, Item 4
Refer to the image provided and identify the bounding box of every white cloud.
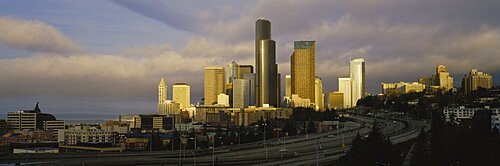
[0,17,82,54]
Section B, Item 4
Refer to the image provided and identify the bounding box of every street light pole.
[212,139,215,166]
[189,150,196,166]
[263,123,268,161]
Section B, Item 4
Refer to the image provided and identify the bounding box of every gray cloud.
[0,17,82,54]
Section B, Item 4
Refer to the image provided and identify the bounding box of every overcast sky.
[1,0,499,119]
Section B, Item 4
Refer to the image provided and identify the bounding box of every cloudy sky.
[1,0,499,119]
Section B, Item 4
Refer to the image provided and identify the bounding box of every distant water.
[64,120,108,125]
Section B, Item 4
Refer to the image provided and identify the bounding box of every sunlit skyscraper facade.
[338,77,351,108]
[172,83,190,110]
[291,41,316,103]
[204,66,225,106]
[350,58,365,107]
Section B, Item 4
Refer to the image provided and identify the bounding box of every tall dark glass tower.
[255,18,279,107]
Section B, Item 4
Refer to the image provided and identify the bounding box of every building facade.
[315,76,324,111]
[233,79,250,108]
[291,41,316,104]
[328,92,344,110]
[462,68,493,94]
[350,58,365,107]
[255,18,279,107]
[204,66,225,106]
[338,77,352,108]
[172,83,191,110]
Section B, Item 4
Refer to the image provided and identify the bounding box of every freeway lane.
[0,115,426,166]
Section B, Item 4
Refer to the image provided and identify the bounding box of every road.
[0,115,428,165]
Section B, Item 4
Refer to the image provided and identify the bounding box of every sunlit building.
[381,82,426,95]
[338,77,352,108]
[350,58,365,107]
[204,66,225,105]
[157,78,168,114]
[217,93,230,107]
[462,68,493,94]
[328,92,344,110]
[436,65,454,91]
[285,75,291,98]
[291,41,316,104]
[315,76,324,111]
[172,83,190,110]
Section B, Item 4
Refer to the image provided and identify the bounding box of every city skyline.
[1,0,500,117]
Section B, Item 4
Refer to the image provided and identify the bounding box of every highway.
[0,115,428,166]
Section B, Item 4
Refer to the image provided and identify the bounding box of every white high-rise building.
[158,78,168,114]
[314,77,324,111]
[350,58,365,107]
[338,77,352,108]
[233,79,250,108]
[173,83,190,110]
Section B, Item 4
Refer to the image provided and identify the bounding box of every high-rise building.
[315,76,324,111]
[233,79,250,108]
[158,78,167,114]
[243,73,256,106]
[238,65,253,79]
[338,77,352,108]
[329,92,344,110]
[462,69,493,94]
[291,41,316,104]
[173,83,190,110]
[204,66,225,105]
[350,58,365,107]
[7,103,64,136]
[435,65,454,91]
[285,75,291,98]
[255,18,279,107]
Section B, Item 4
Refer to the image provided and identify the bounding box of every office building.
[350,58,365,107]
[58,129,118,146]
[315,76,324,111]
[291,41,316,104]
[255,18,279,107]
[462,69,493,94]
[289,94,312,108]
[233,79,250,108]
[338,77,352,108]
[285,75,291,98]
[172,83,190,110]
[243,73,256,106]
[7,102,64,132]
[132,114,174,130]
[158,100,181,115]
[157,78,168,114]
[238,65,253,79]
[204,66,225,105]
[328,92,344,110]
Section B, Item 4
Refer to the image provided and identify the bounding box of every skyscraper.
[204,66,225,106]
[338,77,352,108]
[350,58,365,107]
[233,79,250,108]
[172,83,190,110]
[243,73,256,106]
[462,68,493,94]
[158,78,167,114]
[238,65,253,79]
[255,18,279,107]
[291,41,316,103]
[285,75,291,98]
[315,76,324,111]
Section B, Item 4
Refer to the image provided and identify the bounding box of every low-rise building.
[58,129,118,146]
[444,106,500,132]
[381,82,425,95]
[132,114,174,131]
